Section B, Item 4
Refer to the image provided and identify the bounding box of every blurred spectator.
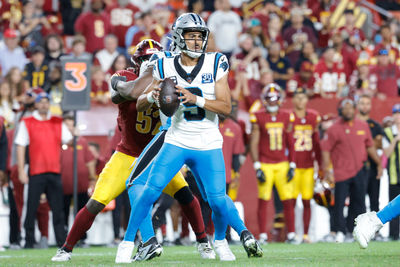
[382,104,400,240]
[283,7,317,66]
[91,66,109,104]
[313,47,346,98]
[106,0,140,48]
[0,0,23,33]
[264,14,284,48]
[4,67,25,103]
[0,82,19,126]
[70,35,91,59]
[15,92,72,248]
[348,59,375,97]
[240,70,274,109]
[383,116,394,129]
[294,41,317,72]
[267,42,294,90]
[207,0,242,59]
[124,13,143,50]
[188,0,208,20]
[47,62,63,115]
[61,115,96,238]
[94,34,119,72]
[129,12,163,51]
[357,95,383,217]
[245,18,267,56]
[321,99,382,243]
[106,54,129,83]
[22,46,50,90]
[331,30,357,80]
[88,142,107,178]
[60,0,84,35]
[287,61,315,97]
[373,24,399,65]
[0,29,27,77]
[369,49,400,99]
[44,34,65,65]
[74,0,112,53]
[338,9,365,51]
[18,0,50,48]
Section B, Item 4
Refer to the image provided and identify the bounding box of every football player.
[116,13,263,261]
[52,39,209,262]
[250,83,297,244]
[290,87,321,243]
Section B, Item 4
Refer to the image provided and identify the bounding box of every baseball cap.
[35,92,50,102]
[4,28,19,38]
[378,49,388,56]
[247,18,261,28]
[300,61,313,72]
[392,103,400,114]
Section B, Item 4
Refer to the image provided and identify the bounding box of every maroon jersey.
[292,109,321,169]
[369,64,400,97]
[250,109,294,164]
[114,70,160,157]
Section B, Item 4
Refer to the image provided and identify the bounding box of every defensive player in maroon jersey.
[52,39,209,262]
[250,83,297,244]
[290,87,321,243]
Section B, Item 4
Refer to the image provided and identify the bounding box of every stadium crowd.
[1,0,400,251]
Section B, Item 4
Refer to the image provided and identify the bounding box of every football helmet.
[313,179,334,208]
[261,83,282,113]
[130,39,163,75]
[171,13,209,58]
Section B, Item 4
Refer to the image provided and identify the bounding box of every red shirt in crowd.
[338,25,366,42]
[373,43,400,65]
[320,118,373,182]
[336,44,357,80]
[292,110,321,169]
[250,109,295,164]
[61,137,95,195]
[115,70,160,157]
[219,118,245,184]
[287,73,315,96]
[91,80,109,98]
[313,59,346,95]
[369,63,400,97]
[283,26,317,65]
[74,11,113,53]
[106,3,140,47]
[130,29,163,50]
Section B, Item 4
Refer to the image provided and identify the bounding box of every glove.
[287,162,296,182]
[110,74,126,91]
[256,168,266,183]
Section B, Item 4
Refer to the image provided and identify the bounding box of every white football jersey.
[153,52,229,150]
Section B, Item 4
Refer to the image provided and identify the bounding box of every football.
[159,77,180,117]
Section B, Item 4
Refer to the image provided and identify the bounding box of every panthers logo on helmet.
[130,39,163,75]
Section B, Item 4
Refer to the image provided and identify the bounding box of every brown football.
[159,77,180,117]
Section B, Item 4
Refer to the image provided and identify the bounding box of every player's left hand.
[287,167,295,183]
[110,74,126,91]
[176,86,196,104]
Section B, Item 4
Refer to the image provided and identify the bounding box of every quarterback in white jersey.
[121,13,263,261]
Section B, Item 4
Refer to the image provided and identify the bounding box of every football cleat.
[259,233,268,245]
[353,211,383,249]
[51,248,71,262]
[214,239,236,261]
[335,231,345,243]
[115,240,135,263]
[197,241,216,259]
[240,230,263,258]
[286,232,300,245]
[132,237,163,262]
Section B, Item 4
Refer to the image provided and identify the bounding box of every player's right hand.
[110,74,126,91]
[256,169,266,183]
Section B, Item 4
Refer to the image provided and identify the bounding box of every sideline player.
[250,83,297,244]
[52,39,209,262]
[117,13,263,262]
[290,88,321,243]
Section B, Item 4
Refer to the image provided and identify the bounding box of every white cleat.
[115,240,135,263]
[259,233,268,245]
[214,239,236,261]
[335,231,345,243]
[51,249,71,262]
[197,241,216,259]
[353,211,383,249]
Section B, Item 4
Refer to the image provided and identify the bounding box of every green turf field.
[0,242,399,267]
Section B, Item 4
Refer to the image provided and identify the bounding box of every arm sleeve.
[61,123,73,144]
[216,54,229,81]
[0,126,8,171]
[14,121,29,146]
[232,154,241,173]
[74,14,84,34]
[152,59,163,81]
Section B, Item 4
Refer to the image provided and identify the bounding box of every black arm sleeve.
[232,154,241,173]
[0,127,8,171]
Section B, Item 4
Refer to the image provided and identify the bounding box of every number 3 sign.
[61,56,92,111]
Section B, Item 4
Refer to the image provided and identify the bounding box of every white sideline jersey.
[153,52,229,150]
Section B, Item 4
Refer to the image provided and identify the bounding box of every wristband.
[147,92,156,103]
[253,161,261,170]
[289,162,296,169]
[196,96,205,108]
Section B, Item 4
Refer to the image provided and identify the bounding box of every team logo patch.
[202,73,213,83]
[219,62,228,72]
